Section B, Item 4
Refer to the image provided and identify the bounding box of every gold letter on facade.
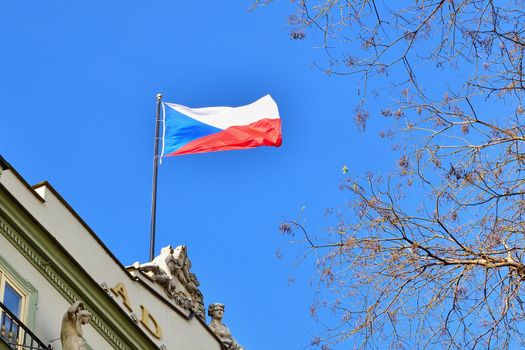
[140,305,162,339]
[111,283,133,312]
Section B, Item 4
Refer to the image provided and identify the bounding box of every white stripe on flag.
[163,95,279,130]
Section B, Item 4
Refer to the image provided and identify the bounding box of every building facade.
[0,155,238,350]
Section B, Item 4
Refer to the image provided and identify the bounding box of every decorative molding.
[0,215,132,350]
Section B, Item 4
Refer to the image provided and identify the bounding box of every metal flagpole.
[149,93,163,261]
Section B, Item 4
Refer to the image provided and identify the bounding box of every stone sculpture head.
[78,310,91,325]
[208,303,225,320]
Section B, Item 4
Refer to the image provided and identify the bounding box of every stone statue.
[208,303,243,350]
[60,301,91,350]
[133,245,206,320]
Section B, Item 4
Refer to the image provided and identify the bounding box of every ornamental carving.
[131,245,205,320]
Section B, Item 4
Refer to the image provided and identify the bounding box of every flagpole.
[149,93,163,261]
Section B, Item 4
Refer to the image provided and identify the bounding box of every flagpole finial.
[156,93,162,101]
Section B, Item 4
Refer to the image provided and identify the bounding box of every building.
[0,155,241,350]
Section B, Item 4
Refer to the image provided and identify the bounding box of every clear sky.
[0,1,394,349]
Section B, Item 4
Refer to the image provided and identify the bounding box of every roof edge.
[0,155,9,170]
[30,180,196,319]
[0,155,45,203]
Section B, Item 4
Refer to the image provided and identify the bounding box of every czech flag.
[161,95,282,157]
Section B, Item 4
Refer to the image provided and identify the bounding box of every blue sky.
[0,1,395,349]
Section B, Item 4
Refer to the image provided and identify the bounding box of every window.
[0,270,27,348]
[3,282,23,318]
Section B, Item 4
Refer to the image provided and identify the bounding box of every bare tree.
[256,0,525,349]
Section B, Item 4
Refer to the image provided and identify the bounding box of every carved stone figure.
[136,260,177,296]
[192,288,205,320]
[133,245,206,320]
[208,303,243,350]
[60,301,91,350]
[170,246,205,319]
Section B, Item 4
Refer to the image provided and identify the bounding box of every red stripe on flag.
[165,118,282,156]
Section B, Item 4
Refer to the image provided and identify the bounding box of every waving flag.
[161,95,282,157]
